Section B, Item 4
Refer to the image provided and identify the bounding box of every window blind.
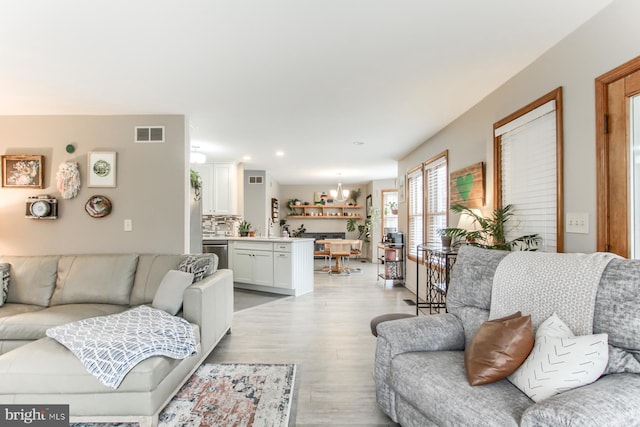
[499,100,557,252]
[407,168,423,259]
[424,156,448,247]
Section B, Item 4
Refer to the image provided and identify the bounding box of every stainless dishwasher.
[202,239,228,269]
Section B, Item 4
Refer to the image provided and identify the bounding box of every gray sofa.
[375,246,640,426]
[0,253,234,426]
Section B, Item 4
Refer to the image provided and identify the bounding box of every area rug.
[71,363,296,427]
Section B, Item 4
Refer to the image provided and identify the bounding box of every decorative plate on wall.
[85,195,112,218]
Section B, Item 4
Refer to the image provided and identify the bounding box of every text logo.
[0,405,68,426]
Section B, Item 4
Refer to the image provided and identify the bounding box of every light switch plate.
[124,219,133,232]
[566,212,588,234]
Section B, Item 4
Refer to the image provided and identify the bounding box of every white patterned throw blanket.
[490,251,618,335]
[46,305,197,389]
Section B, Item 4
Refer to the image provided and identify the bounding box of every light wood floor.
[206,260,416,426]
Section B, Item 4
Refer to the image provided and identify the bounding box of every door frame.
[595,56,640,254]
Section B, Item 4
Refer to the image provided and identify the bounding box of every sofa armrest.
[182,269,233,354]
[521,373,640,427]
[376,313,465,354]
[374,313,465,421]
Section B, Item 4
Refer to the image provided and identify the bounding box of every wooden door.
[596,56,640,257]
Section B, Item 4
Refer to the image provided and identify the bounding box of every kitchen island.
[226,237,315,296]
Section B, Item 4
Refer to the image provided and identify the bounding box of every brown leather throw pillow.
[465,311,534,386]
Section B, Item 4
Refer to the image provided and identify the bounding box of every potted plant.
[190,169,202,201]
[287,198,301,214]
[238,220,252,237]
[346,207,380,243]
[441,204,541,251]
[349,188,362,206]
[386,201,398,215]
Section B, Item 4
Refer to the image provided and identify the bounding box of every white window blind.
[424,156,448,247]
[407,168,423,259]
[498,100,557,252]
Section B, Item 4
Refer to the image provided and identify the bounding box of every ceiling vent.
[248,176,264,184]
[135,126,165,143]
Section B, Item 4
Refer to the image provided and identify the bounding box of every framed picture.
[366,194,373,218]
[88,151,116,187]
[397,174,406,204]
[1,155,44,188]
[450,162,485,208]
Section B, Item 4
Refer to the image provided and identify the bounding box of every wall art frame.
[397,174,406,204]
[450,161,485,208]
[1,155,44,188]
[88,151,116,188]
[366,194,373,218]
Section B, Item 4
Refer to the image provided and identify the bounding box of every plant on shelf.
[190,169,202,201]
[287,198,301,214]
[346,207,380,243]
[238,220,252,237]
[440,204,541,251]
[349,188,362,206]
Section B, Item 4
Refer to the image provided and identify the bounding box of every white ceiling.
[0,0,613,185]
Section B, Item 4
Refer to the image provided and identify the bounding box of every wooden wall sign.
[450,162,484,208]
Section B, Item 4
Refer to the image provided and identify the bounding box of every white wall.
[0,115,187,255]
[398,0,640,297]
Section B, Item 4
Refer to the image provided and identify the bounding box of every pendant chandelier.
[330,182,350,201]
[190,146,206,164]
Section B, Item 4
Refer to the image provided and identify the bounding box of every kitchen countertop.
[202,235,315,243]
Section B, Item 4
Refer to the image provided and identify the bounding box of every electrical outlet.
[124,219,133,232]
[565,212,588,234]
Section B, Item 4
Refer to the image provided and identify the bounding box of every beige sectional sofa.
[0,253,234,426]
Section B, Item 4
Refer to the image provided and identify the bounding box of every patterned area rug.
[71,363,296,427]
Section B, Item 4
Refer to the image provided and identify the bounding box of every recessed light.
[243,155,251,161]
[352,141,365,146]
[275,151,285,157]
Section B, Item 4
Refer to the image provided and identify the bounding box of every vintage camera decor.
[25,195,58,219]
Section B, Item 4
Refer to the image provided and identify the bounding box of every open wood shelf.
[287,204,362,219]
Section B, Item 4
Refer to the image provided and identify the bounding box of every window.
[494,88,563,252]
[406,151,448,260]
[381,190,399,235]
[424,156,448,247]
[407,167,423,260]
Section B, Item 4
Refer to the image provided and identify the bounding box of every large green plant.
[346,208,380,242]
[442,204,541,251]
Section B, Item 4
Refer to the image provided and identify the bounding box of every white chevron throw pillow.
[508,313,608,402]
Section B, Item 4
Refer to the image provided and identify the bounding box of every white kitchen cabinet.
[229,241,274,287]
[273,249,293,290]
[229,239,314,296]
[190,163,237,215]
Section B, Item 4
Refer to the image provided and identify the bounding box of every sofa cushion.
[0,303,45,319]
[50,255,138,306]
[0,256,59,306]
[594,258,640,374]
[0,337,191,394]
[152,270,194,315]
[390,351,531,426]
[0,304,129,340]
[130,255,184,306]
[509,313,608,402]
[0,263,9,307]
[465,312,533,386]
[446,246,509,348]
[178,254,216,283]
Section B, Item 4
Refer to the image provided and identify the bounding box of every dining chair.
[328,242,353,275]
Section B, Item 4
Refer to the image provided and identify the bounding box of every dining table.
[316,239,360,273]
